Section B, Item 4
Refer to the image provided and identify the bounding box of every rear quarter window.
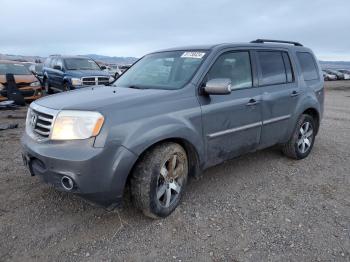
[296,52,319,81]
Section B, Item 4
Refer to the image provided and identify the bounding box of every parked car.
[103,64,131,79]
[322,71,337,81]
[0,60,42,102]
[42,55,113,94]
[337,69,350,79]
[29,63,44,83]
[22,39,324,218]
[324,69,345,80]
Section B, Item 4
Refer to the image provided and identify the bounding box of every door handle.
[291,91,300,97]
[246,99,259,106]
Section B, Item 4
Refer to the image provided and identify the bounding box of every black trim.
[251,39,303,47]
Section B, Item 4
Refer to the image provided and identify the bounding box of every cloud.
[0,0,349,60]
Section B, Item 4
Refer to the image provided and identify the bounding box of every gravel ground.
[0,84,349,262]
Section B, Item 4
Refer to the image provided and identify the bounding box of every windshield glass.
[113,50,207,90]
[0,63,31,75]
[64,58,101,70]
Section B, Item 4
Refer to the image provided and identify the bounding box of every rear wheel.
[130,142,188,219]
[43,79,53,95]
[282,114,316,159]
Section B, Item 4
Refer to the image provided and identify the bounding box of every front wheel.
[130,142,188,219]
[282,114,316,160]
[43,79,53,95]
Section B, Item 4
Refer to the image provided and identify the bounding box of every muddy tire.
[130,142,188,219]
[282,114,316,160]
[43,78,53,95]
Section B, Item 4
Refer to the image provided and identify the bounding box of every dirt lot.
[0,82,350,262]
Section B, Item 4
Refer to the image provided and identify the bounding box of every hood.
[0,74,37,84]
[65,70,110,78]
[34,86,172,111]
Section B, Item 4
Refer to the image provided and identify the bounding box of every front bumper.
[0,86,43,101]
[21,132,138,206]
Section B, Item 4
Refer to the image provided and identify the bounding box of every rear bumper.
[21,132,138,206]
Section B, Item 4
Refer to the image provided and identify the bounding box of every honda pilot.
[22,39,324,218]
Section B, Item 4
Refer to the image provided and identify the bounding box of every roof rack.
[250,39,303,47]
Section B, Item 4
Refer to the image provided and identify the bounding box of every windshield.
[0,63,31,75]
[113,50,207,90]
[64,58,101,70]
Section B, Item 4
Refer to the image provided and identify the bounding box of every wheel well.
[127,138,201,184]
[303,108,320,134]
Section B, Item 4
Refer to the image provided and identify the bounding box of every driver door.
[198,50,262,167]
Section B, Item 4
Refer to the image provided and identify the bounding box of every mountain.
[319,61,350,70]
[83,54,138,65]
[0,53,138,65]
[1,52,349,69]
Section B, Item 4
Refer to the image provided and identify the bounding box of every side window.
[50,58,57,68]
[282,52,294,83]
[56,59,63,69]
[296,52,319,81]
[206,51,252,90]
[257,51,286,85]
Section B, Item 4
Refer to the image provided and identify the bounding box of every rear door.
[198,50,262,167]
[255,50,301,148]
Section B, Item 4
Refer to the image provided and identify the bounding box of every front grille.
[26,104,57,140]
[82,76,109,86]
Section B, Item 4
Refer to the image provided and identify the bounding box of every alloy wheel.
[156,153,186,208]
[297,121,313,154]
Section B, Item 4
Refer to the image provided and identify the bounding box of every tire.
[130,142,188,219]
[43,78,53,95]
[63,82,71,92]
[282,114,316,160]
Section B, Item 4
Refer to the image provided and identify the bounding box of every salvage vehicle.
[324,69,345,80]
[322,71,337,81]
[0,60,42,102]
[22,39,324,218]
[338,69,350,79]
[42,55,113,94]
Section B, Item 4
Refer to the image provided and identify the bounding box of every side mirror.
[203,78,232,95]
[100,65,107,70]
[53,65,62,71]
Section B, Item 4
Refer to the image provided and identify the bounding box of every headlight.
[30,81,41,87]
[0,83,4,90]
[51,111,104,140]
[71,78,82,86]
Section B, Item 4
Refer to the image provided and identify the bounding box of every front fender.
[115,115,205,166]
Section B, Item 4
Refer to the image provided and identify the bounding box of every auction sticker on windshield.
[181,52,206,59]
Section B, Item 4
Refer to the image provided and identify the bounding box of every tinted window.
[282,52,294,83]
[297,52,319,81]
[206,51,252,90]
[258,51,286,85]
[64,58,101,70]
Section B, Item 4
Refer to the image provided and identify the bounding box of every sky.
[1,0,349,61]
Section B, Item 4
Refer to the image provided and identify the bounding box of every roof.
[152,40,310,54]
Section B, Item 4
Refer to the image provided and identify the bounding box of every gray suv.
[22,39,324,218]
